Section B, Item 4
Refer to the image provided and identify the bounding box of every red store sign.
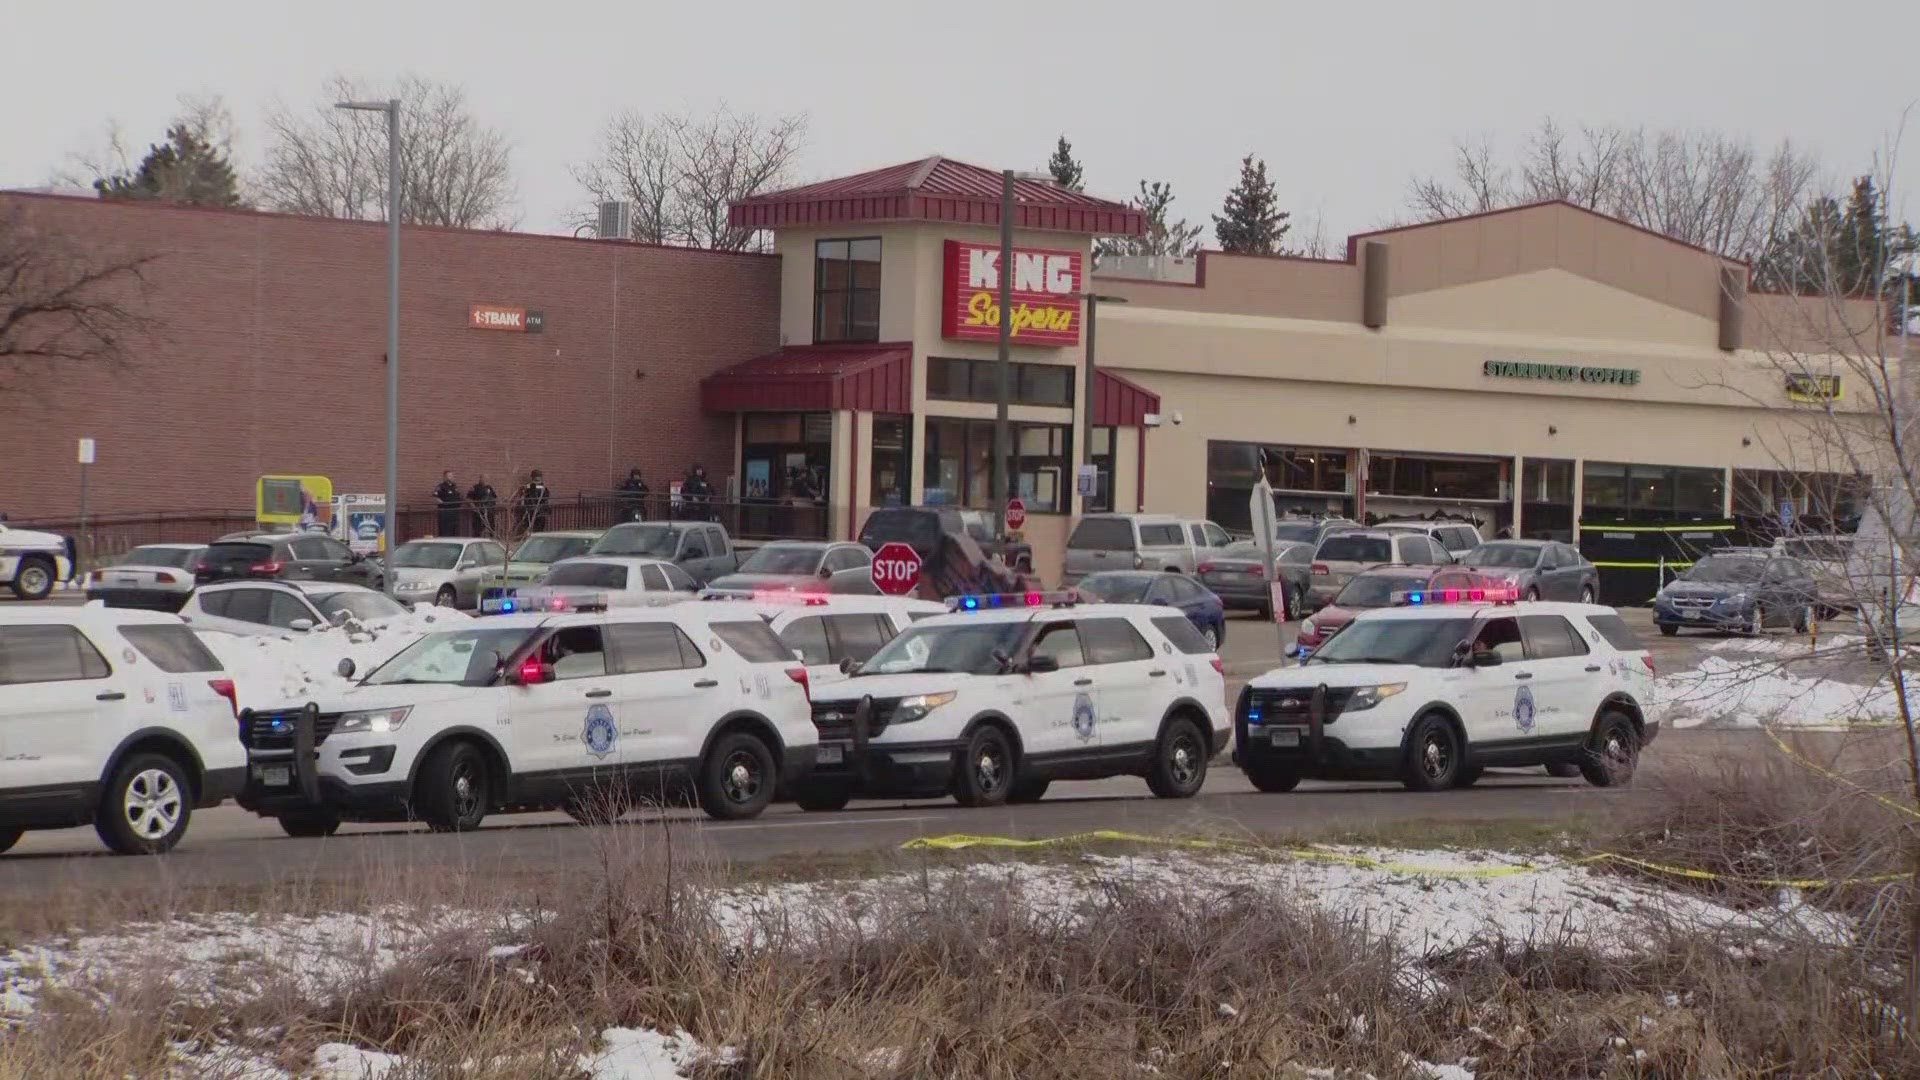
[941,240,1082,347]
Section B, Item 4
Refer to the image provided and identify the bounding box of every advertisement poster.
[333,494,387,555]
[745,459,770,499]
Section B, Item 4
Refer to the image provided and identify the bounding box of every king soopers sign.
[1482,360,1640,386]
[942,240,1083,347]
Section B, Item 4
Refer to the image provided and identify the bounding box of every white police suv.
[796,591,1229,810]
[0,605,245,855]
[0,522,74,601]
[234,601,817,834]
[1235,586,1656,793]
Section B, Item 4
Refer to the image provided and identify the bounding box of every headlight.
[892,692,957,723]
[1344,683,1407,712]
[334,706,411,734]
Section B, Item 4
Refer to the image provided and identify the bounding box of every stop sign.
[870,541,923,596]
[1005,497,1027,531]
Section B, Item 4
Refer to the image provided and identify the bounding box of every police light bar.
[481,590,610,614]
[698,588,829,605]
[947,589,1080,611]
[1390,586,1520,606]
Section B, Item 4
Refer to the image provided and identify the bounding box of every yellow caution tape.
[901,830,1906,888]
[1759,724,1920,822]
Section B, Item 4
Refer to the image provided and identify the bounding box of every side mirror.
[1025,655,1061,674]
[838,656,858,674]
[349,552,365,563]
[289,618,315,632]
[336,657,356,679]
[1470,649,1503,668]
[819,566,834,579]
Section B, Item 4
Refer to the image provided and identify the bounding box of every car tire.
[0,828,22,855]
[434,586,457,607]
[277,811,341,838]
[1401,713,1464,792]
[952,724,1016,807]
[413,740,491,833]
[1748,604,1766,636]
[1201,624,1220,650]
[1145,715,1208,799]
[1545,762,1582,779]
[1008,778,1051,804]
[95,752,192,855]
[1580,586,1595,604]
[698,730,776,820]
[793,780,853,812]
[10,556,55,601]
[1580,711,1641,788]
[1244,764,1302,793]
[1658,624,1679,637]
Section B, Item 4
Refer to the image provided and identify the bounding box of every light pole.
[992,169,1053,538]
[336,97,401,596]
[1078,292,1128,514]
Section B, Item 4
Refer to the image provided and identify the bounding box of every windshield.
[119,546,198,569]
[860,509,940,547]
[544,562,628,588]
[859,620,1027,676]
[363,627,538,686]
[392,542,463,570]
[1683,556,1765,583]
[1463,544,1540,569]
[593,524,679,557]
[1781,538,1850,561]
[1317,536,1390,563]
[1333,574,1432,609]
[1272,522,1322,544]
[739,546,823,574]
[312,590,408,622]
[512,535,593,564]
[1077,574,1155,604]
[1307,616,1475,667]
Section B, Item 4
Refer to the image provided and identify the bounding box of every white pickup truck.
[0,523,74,601]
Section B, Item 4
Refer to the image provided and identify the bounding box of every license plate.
[116,575,140,584]
[255,765,291,787]
[1270,728,1303,748]
[818,744,846,765]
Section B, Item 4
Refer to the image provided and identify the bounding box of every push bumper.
[1234,732,1403,779]
[808,737,962,797]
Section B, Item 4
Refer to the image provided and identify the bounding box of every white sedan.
[500,556,702,613]
[179,580,410,636]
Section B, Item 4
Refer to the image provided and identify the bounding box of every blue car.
[1074,570,1228,648]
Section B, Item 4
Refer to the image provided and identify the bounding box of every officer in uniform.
[518,470,552,532]
[617,467,650,522]
[433,471,461,536]
[467,475,498,536]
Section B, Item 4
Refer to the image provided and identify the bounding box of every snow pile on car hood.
[197,606,472,708]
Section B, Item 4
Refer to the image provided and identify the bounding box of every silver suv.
[1375,520,1484,559]
[1306,529,1453,609]
[1063,514,1232,582]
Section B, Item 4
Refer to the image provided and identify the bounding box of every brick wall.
[0,193,781,521]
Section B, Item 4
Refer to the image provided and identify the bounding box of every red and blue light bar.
[948,590,1080,611]
[1390,586,1521,606]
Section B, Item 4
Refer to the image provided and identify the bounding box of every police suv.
[0,522,75,601]
[235,599,817,834]
[1235,587,1656,793]
[797,591,1229,810]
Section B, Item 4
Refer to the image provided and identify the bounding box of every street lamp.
[336,98,401,596]
[1078,292,1129,514]
[992,169,1053,538]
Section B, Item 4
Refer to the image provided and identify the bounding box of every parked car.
[1459,540,1599,602]
[590,521,738,585]
[194,533,385,591]
[84,543,205,611]
[1306,530,1453,609]
[496,556,702,613]
[706,541,879,595]
[477,530,602,599]
[0,522,75,601]
[1374,519,1485,559]
[1653,550,1819,636]
[1062,513,1233,582]
[1269,518,1360,549]
[1073,570,1228,648]
[1771,534,1856,615]
[857,506,1032,574]
[756,594,947,691]
[1293,564,1500,656]
[1197,539,1317,619]
[388,537,511,609]
[180,580,409,636]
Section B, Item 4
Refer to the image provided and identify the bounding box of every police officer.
[518,470,552,532]
[682,464,713,521]
[617,467,650,522]
[433,470,461,536]
[467,475,498,536]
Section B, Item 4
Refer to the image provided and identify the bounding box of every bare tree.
[0,205,155,405]
[257,75,517,229]
[570,105,806,250]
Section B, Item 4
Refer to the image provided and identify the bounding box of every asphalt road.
[0,605,1861,897]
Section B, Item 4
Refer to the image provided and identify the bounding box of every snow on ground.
[196,607,470,709]
[1652,652,1914,729]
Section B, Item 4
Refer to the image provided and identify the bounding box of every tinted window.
[606,622,704,673]
[1464,544,1542,570]
[0,625,111,684]
[476,542,508,564]
[1068,517,1135,550]
[859,509,941,548]
[1272,522,1320,544]
[1442,528,1478,552]
[204,542,273,568]
[267,590,315,628]
[313,590,406,622]
[1307,617,1476,668]
[1586,613,1644,651]
[224,589,275,624]
[780,616,832,666]
[1317,536,1392,562]
[1189,524,1208,545]
[119,624,224,673]
[545,563,629,589]
[1205,523,1232,546]
[541,626,608,679]
[1332,573,1430,608]
[1520,614,1588,659]
[1139,524,1185,546]
[1029,623,1085,668]
[1471,617,1526,664]
[1278,543,1314,566]
[639,565,669,591]
[705,527,727,552]
[197,591,233,617]
[825,547,868,572]
[1080,618,1154,664]
[290,537,334,561]
[711,620,789,663]
[120,546,199,569]
[826,613,893,663]
[1684,555,1766,583]
[1151,615,1213,654]
[660,564,699,592]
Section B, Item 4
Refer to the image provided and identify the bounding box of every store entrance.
[741,413,832,538]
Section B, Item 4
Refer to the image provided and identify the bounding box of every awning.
[1092,370,1160,427]
[701,344,911,413]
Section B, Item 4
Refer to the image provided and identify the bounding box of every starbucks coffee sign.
[1482,360,1641,386]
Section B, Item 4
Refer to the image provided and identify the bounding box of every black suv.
[858,506,1032,573]
[195,532,385,591]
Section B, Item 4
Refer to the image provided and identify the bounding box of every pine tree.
[95,125,243,208]
[1046,136,1084,192]
[1835,175,1886,297]
[1097,180,1204,260]
[1212,153,1290,254]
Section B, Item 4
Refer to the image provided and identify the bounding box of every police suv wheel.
[953,725,1015,807]
[1146,716,1208,799]
[277,811,341,838]
[0,828,21,855]
[96,752,191,855]
[1580,712,1640,788]
[414,740,491,832]
[11,557,55,601]
[699,731,776,820]
[793,780,852,812]
[1244,765,1301,793]
[1401,714,1463,792]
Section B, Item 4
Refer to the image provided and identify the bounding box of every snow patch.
[1652,654,1913,729]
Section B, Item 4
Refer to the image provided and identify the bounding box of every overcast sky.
[7,0,1917,245]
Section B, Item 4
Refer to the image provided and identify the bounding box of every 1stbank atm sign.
[941,240,1082,346]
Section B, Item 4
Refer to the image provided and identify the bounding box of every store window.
[1732,469,1866,536]
[1206,441,1353,531]
[1521,458,1575,541]
[1366,452,1508,502]
[869,415,910,509]
[741,414,832,537]
[1087,426,1115,513]
[814,238,881,343]
[926,357,1074,407]
[921,418,1072,512]
[1582,462,1726,522]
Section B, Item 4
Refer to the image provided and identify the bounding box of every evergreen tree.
[1097,180,1203,259]
[95,125,243,208]
[1046,135,1084,192]
[1212,153,1289,254]
[1834,175,1886,297]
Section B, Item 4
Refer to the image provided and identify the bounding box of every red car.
[1292,564,1499,656]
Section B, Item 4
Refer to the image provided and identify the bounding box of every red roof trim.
[1092,370,1160,427]
[700,343,912,413]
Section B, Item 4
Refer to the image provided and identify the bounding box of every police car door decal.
[1514,684,1537,734]
[1072,692,1097,742]
[583,704,618,760]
